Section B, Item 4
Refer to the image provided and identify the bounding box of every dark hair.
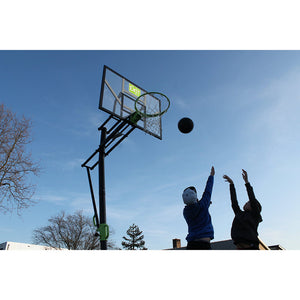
[184,186,197,193]
[247,200,262,212]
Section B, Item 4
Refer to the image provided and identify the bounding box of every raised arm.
[242,169,262,216]
[199,166,214,208]
[223,175,241,215]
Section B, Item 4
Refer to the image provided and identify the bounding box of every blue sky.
[1,50,300,249]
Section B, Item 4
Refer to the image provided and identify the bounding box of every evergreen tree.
[122,223,147,250]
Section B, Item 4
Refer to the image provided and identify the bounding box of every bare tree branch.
[32,210,119,250]
[0,104,40,213]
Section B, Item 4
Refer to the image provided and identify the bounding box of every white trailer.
[0,241,60,250]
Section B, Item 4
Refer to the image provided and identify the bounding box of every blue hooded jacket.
[183,175,214,242]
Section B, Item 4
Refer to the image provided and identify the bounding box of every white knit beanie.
[182,188,197,205]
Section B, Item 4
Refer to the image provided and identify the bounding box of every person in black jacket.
[223,169,262,250]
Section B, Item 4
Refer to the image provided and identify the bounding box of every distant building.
[268,244,286,250]
[167,238,285,250]
[0,241,65,250]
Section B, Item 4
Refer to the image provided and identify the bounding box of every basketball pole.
[99,127,107,250]
[85,65,169,250]
[82,114,139,250]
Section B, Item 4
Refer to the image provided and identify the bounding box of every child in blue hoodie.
[183,166,215,250]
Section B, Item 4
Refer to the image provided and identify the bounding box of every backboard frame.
[98,65,163,140]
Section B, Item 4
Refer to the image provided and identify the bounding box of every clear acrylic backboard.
[98,65,162,139]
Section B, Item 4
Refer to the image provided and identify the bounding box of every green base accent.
[93,216,109,241]
[96,224,110,241]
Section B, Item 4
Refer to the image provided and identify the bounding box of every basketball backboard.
[99,65,162,139]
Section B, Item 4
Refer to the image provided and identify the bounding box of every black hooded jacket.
[230,183,262,246]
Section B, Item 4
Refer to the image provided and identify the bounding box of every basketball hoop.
[129,92,170,136]
[134,92,170,118]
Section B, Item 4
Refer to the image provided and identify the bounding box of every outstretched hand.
[210,166,215,176]
[223,175,233,184]
[242,169,249,183]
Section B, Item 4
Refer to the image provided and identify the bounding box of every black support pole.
[99,127,107,250]
[82,114,139,250]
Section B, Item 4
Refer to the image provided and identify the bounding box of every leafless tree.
[32,210,119,250]
[0,104,40,213]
